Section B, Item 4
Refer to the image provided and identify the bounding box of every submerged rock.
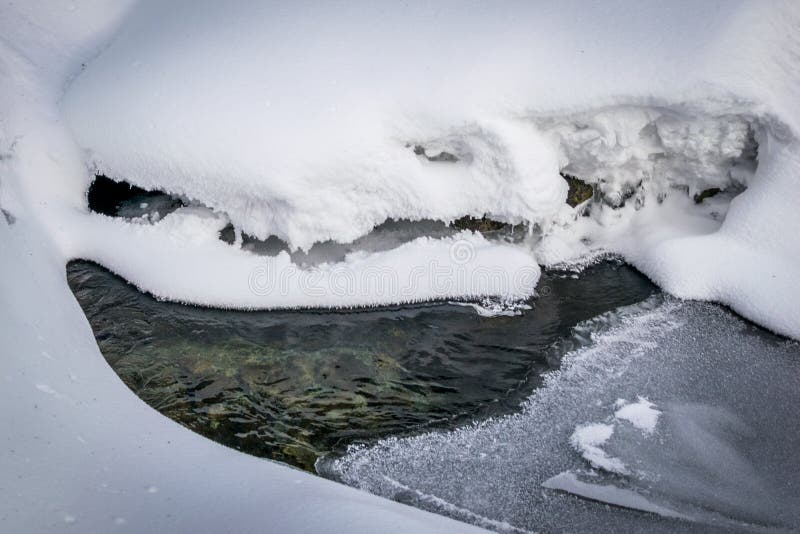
[451,215,509,233]
[562,173,594,207]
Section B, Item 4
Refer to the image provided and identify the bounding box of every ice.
[542,472,690,521]
[325,299,800,531]
[380,477,530,534]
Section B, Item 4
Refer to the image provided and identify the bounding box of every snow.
[542,472,690,522]
[66,102,771,313]
[615,398,661,435]
[54,0,800,338]
[3,0,800,531]
[636,136,800,339]
[75,210,539,308]
[569,424,628,475]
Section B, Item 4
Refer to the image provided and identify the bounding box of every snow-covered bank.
[0,203,487,534]
[60,0,800,337]
[74,212,540,309]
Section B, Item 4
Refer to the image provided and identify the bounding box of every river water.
[67,259,655,471]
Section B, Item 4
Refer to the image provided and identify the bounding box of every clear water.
[67,259,655,471]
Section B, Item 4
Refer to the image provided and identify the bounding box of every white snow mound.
[57,1,800,334]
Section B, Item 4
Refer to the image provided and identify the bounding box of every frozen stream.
[322,298,800,533]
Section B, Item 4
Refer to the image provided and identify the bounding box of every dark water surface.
[67,260,655,471]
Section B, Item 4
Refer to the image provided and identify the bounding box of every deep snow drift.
[60,0,800,338]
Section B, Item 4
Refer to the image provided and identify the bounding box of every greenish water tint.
[67,260,655,471]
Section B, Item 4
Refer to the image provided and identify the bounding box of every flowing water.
[67,259,655,471]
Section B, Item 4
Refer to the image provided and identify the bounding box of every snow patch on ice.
[570,423,628,475]
[615,397,661,435]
